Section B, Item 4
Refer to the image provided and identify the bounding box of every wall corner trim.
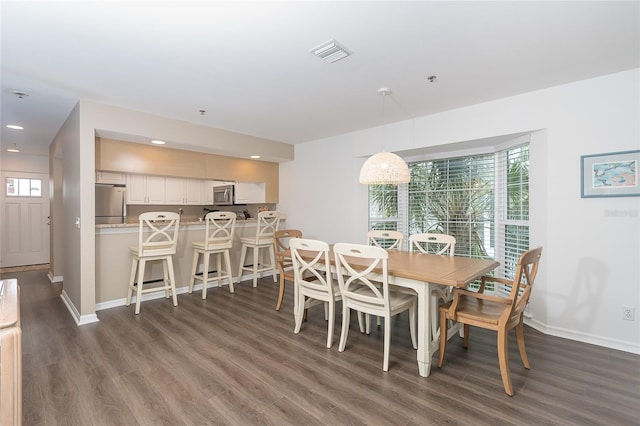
[60,290,100,326]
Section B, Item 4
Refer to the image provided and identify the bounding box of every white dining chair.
[290,238,342,348]
[367,230,404,250]
[334,243,416,372]
[189,211,236,299]
[126,212,180,314]
[409,233,456,340]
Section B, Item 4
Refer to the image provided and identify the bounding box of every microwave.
[213,184,235,206]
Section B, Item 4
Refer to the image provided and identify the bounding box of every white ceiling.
[2,1,639,158]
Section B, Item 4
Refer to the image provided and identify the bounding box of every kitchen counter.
[95,217,283,310]
[96,217,258,229]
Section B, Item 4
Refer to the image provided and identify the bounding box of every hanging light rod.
[359,88,411,185]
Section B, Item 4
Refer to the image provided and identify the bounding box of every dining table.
[287,246,499,377]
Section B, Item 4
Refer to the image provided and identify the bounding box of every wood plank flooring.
[4,269,639,425]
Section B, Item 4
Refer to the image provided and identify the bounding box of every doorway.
[0,171,50,267]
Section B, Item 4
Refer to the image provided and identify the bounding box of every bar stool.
[238,210,281,287]
[189,211,236,299]
[126,212,180,314]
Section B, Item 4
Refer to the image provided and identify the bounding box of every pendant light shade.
[359,87,411,185]
[359,152,410,184]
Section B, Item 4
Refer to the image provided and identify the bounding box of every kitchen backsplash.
[126,204,277,222]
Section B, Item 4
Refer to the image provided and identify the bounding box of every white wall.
[47,102,99,324]
[279,69,640,353]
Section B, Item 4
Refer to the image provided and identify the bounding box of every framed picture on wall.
[581,150,640,198]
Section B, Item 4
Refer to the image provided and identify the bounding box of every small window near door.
[5,178,42,197]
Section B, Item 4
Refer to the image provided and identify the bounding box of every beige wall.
[96,138,279,203]
[0,152,49,173]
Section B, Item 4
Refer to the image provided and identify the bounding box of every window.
[368,142,529,282]
[5,178,42,197]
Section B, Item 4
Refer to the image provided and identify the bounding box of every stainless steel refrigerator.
[95,184,126,224]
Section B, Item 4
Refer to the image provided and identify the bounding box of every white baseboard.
[525,317,639,355]
[94,276,245,312]
[60,290,100,326]
[48,271,63,283]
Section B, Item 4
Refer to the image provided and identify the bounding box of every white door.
[0,171,50,267]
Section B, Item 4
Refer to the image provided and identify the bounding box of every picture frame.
[581,150,639,198]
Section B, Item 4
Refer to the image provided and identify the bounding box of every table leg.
[415,284,432,377]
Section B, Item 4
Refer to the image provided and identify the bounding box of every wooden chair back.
[274,229,303,254]
[500,246,543,324]
[273,229,302,310]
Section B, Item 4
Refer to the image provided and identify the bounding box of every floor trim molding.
[60,290,100,326]
[526,317,639,354]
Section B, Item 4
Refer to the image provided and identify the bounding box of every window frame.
[5,177,43,198]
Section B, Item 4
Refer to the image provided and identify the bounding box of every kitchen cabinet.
[126,175,165,204]
[235,182,266,204]
[165,178,202,205]
[202,180,217,205]
[96,171,125,185]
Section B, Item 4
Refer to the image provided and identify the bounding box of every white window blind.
[494,143,530,296]
[368,184,399,231]
[407,154,495,259]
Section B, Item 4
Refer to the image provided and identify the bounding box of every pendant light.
[359,88,410,185]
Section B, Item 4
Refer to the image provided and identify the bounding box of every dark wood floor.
[4,269,639,426]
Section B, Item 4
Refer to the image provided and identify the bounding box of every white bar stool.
[126,212,180,314]
[189,211,236,299]
[238,210,281,287]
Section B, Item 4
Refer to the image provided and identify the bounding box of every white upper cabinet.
[165,178,202,205]
[124,176,266,205]
[202,180,216,205]
[235,182,266,204]
[96,171,125,185]
[126,175,166,204]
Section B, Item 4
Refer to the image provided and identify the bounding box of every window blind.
[494,143,530,283]
[407,154,495,259]
[367,140,530,284]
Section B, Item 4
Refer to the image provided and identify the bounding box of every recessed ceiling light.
[6,124,24,130]
[250,155,261,159]
[7,148,20,153]
[151,140,166,145]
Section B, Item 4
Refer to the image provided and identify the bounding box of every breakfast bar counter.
[95,218,281,310]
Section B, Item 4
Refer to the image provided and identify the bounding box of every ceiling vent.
[310,39,352,64]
